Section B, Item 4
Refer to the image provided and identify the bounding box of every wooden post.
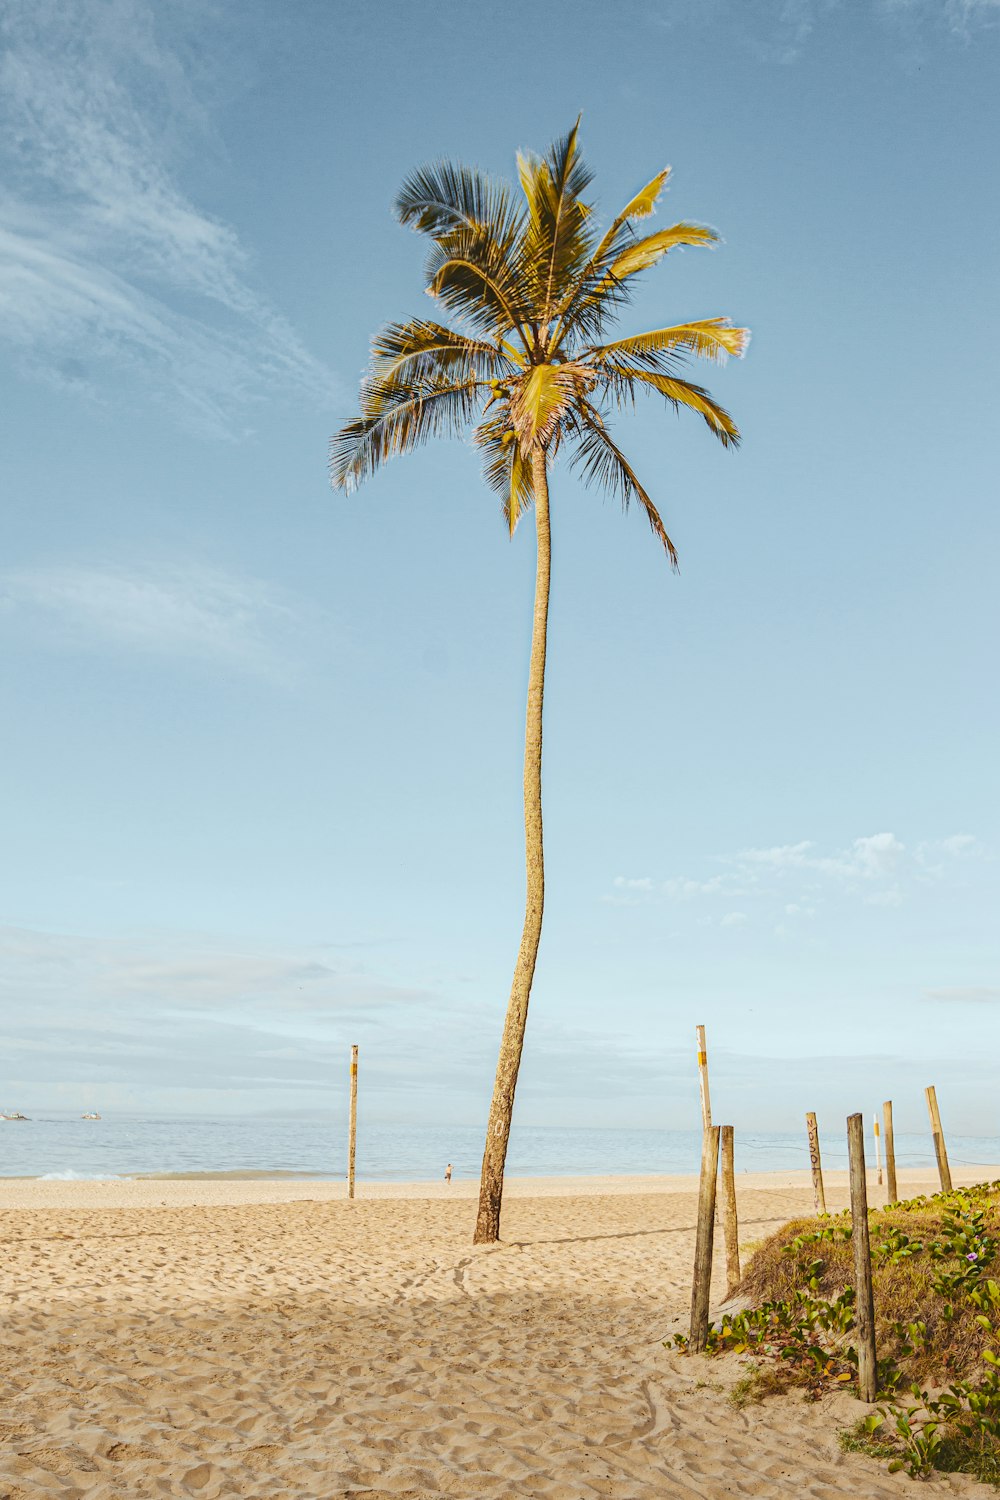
[883,1100,898,1204]
[806,1111,827,1214]
[720,1124,740,1298]
[925,1085,952,1192]
[696,1024,712,1131]
[348,1043,359,1200]
[873,1113,883,1187]
[847,1112,878,1402]
[689,1124,721,1351]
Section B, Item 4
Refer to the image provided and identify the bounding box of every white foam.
[38,1170,128,1181]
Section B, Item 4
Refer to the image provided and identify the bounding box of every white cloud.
[0,0,336,431]
[737,840,815,869]
[731,832,905,882]
[1,561,308,677]
[721,911,749,927]
[608,829,983,918]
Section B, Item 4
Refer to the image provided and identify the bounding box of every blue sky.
[1,0,997,1139]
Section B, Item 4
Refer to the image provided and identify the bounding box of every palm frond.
[395,161,522,242]
[330,377,486,493]
[614,168,671,224]
[371,319,512,384]
[604,223,718,281]
[551,223,719,348]
[475,413,535,536]
[424,222,534,346]
[587,318,749,369]
[568,404,678,566]
[515,120,598,327]
[508,360,595,450]
[597,365,741,446]
[546,167,670,347]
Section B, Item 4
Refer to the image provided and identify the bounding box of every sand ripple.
[1,1177,995,1498]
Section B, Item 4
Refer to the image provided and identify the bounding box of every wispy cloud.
[609,830,981,915]
[0,923,680,1117]
[651,0,1000,60]
[0,0,336,431]
[881,0,1000,39]
[0,561,310,677]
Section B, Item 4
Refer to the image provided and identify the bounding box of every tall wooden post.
[348,1043,359,1200]
[806,1111,827,1214]
[847,1112,878,1403]
[883,1100,898,1204]
[689,1125,721,1352]
[925,1085,952,1193]
[720,1125,740,1298]
[696,1024,712,1131]
[873,1113,883,1187]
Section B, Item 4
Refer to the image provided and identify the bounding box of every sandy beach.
[2,1168,998,1499]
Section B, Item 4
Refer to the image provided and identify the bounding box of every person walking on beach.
[444,1163,452,1184]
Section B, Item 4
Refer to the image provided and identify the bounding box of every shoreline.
[2,1163,996,1210]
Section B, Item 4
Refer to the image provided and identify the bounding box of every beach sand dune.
[1,1171,996,1498]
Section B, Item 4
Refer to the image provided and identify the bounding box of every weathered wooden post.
[925,1085,952,1193]
[873,1113,883,1187]
[348,1043,359,1200]
[806,1111,827,1214]
[847,1112,878,1402]
[695,1024,712,1131]
[883,1099,898,1204]
[689,1124,721,1352]
[720,1124,740,1298]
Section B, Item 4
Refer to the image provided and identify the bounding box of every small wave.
[38,1170,129,1181]
[131,1169,332,1181]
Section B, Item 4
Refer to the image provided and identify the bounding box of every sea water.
[3,1114,1000,1182]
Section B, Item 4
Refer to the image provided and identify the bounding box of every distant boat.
[81,1111,102,1120]
[1,1111,30,1121]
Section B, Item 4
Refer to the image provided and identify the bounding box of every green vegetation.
[672,1182,1000,1484]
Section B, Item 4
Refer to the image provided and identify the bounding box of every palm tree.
[331,121,748,1244]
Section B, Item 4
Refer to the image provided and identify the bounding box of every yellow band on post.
[698,1052,707,1065]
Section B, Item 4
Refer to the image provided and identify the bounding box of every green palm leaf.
[476,413,535,537]
[598,365,741,446]
[330,377,485,493]
[568,404,678,566]
[371,320,512,383]
[517,118,597,325]
[395,161,521,241]
[588,318,749,369]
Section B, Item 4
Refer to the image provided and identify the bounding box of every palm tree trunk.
[474,449,551,1245]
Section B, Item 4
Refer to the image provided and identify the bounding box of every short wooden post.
[720,1124,740,1298]
[847,1112,878,1402]
[873,1113,883,1187]
[696,1024,712,1131]
[883,1100,898,1204]
[348,1043,359,1199]
[806,1111,827,1214]
[925,1085,952,1192]
[689,1125,721,1351]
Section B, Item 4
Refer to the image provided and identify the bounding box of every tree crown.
[331,121,748,565]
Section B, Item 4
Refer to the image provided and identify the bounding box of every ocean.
[3,1114,1000,1182]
